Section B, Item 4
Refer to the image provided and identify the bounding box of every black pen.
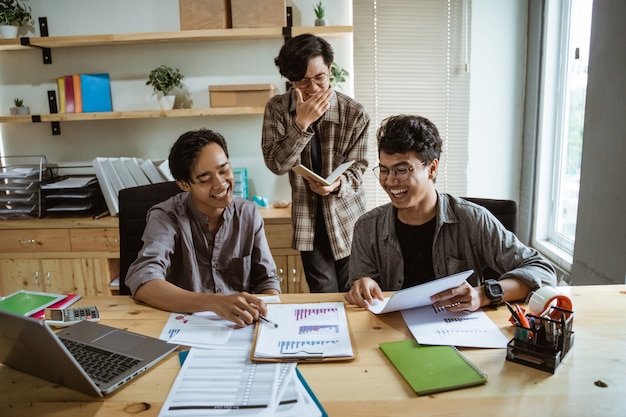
[259,315,278,328]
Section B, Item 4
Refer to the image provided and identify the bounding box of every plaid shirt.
[262,89,370,260]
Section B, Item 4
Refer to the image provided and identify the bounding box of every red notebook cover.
[30,293,82,320]
[64,75,75,113]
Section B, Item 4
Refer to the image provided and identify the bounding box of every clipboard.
[250,302,357,363]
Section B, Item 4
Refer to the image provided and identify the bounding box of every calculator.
[44,306,101,327]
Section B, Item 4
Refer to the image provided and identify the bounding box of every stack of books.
[56,73,112,113]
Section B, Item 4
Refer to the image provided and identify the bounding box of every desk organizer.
[506,306,574,373]
[0,155,50,219]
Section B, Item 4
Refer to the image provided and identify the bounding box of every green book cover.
[0,290,65,317]
[379,339,487,396]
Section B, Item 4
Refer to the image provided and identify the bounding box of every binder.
[72,74,83,113]
[64,75,75,113]
[80,73,112,112]
[123,157,150,186]
[92,157,120,216]
[56,76,66,113]
[379,339,487,395]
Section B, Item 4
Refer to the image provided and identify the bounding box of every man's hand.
[429,281,481,312]
[306,177,340,196]
[210,292,269,327]
[345,277,385,308]
[294,87,332,131]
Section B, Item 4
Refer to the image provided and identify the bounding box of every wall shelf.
[0,107,265,124]
[0,26,352,51]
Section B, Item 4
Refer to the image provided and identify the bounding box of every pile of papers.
[157,306,326,417]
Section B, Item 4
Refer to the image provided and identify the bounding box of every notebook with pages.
[0,309,178,396]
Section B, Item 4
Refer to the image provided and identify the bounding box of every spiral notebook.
[379,339,487,395]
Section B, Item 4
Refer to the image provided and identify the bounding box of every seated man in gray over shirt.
[345,115,556,312]
[126,129,280,327]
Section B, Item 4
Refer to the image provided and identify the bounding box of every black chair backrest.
[461,197,518,280]
[462,197,518,235]
[118,181,184,295]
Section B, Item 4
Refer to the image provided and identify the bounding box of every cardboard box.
[179,0,232,30]
[209,84,277,107]
[230,0,286,28]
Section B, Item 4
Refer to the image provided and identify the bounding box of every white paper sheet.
[401,305,509,348]
[368,270,474,314]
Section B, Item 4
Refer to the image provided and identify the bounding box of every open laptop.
[0,309,178,396]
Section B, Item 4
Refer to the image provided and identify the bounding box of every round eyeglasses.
[291,71,330,89]
[372,162,426,181]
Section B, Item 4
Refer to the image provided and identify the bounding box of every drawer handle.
[34,271,39,285]
[46,271,51,286]
[19,239,37,248]
[278,268,284,283]
[106,238,120,247]
[292,268,297,283]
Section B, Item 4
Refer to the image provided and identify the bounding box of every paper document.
[292,160,355,186]
[159,348,325,417]
[401,305,509,348]
[368,270,473,314]
[252,302,354,361]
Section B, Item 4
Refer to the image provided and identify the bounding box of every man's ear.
[176,180,191,192]
[429,159,439,180]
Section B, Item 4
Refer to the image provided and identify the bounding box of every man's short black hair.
[168,128,229,183]
[377,115,443,164]
[274,33,334,81]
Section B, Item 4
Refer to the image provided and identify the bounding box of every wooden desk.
[1,286,625,416]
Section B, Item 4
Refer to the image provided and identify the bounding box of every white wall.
[0,0,523,204]
[468,0,526,200]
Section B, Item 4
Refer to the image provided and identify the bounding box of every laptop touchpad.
[93,330,145,352]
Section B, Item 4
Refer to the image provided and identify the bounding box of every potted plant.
[0,0,33,38]
[146,65,185,110]
[313,1,327,26]
[10,97,29,115]
[330,62,348,89]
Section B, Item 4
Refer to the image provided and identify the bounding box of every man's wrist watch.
[483,279,504,308]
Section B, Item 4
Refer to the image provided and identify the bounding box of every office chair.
[462,197,518,280]
[118,181,184,295]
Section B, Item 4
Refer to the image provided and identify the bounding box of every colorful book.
[30,293,82,320]
[80,73,112,112]
[72,74,83,113]
[56,76,66,113]
[64,75,75,113]
[379,339,487,396]
[0,290,65,317]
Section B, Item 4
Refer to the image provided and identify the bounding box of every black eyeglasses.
[291,71,330,89]
[372,162,426,181]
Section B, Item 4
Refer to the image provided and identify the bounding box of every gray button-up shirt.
[349,192,557,290]
[125,193,281,296]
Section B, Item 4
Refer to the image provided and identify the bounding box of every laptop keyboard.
[60,338,141,384]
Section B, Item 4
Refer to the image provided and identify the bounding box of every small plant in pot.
[313,1,327,26]
[0,0,34,38]
[330,63,348,89]
[146,65,185,110]
[10,97,29,115]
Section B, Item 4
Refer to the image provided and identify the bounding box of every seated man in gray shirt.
[126,129,281,327]
[345,115,556,312]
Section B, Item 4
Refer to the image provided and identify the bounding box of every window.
[353,0,471,209]
[534,0,593,270]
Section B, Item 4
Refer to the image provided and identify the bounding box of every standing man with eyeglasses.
[262,34,370,292]
[345,115,556,311]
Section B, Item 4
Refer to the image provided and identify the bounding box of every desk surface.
[1,285,625,417]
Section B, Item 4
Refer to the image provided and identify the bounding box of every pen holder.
[506,306,574,373]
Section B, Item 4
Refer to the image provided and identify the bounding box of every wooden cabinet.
[263,211,309,294]
[0,219,119,296]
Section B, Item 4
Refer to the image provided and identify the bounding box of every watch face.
[486,280,503,298]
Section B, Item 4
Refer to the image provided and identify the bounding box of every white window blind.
[353,0,471,209]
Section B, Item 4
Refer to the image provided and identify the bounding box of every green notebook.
[0,290,65,317]
[379,339,487,396]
